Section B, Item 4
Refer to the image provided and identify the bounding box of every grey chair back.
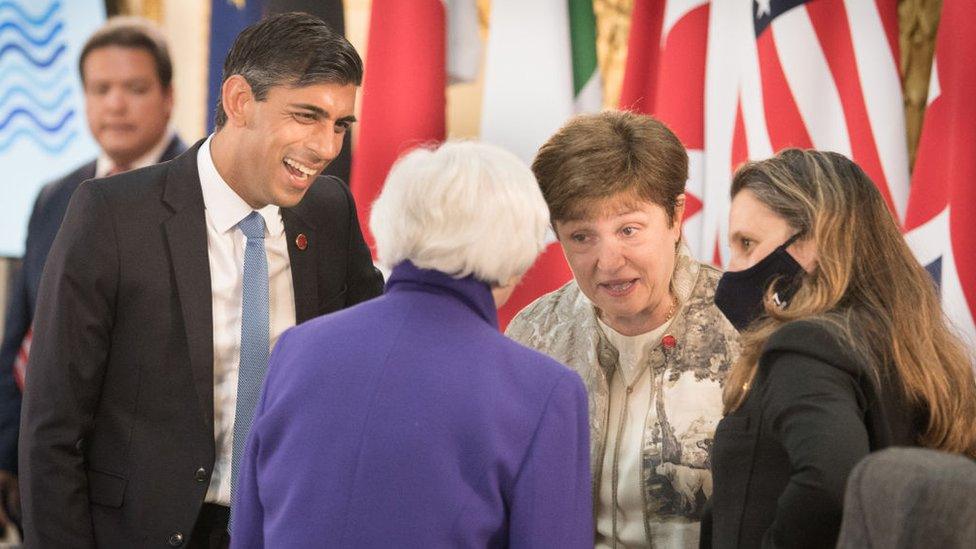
[837,447,976,548]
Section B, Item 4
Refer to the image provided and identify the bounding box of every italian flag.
[480,0,602,328]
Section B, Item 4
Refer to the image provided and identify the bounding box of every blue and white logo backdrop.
[0,0,105,257]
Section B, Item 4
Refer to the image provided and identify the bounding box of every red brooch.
[661,334,677,349]
[295,233,308,250]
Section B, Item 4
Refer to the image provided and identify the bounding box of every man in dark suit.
[0,16,186,535]
[18,12,383,548]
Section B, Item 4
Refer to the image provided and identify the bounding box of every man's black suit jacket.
[0,136,187,476]
[18,139,384,547]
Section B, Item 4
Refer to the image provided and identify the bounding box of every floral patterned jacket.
[506,247,740,538]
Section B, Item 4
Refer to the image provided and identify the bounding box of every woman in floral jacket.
[507,111,740,549]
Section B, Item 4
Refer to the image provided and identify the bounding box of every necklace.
[662,294,677,324]
[617,294,677,395]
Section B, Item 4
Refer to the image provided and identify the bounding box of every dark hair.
[214,12,363,129]
[531,110,688,225]
[79,16,173,88]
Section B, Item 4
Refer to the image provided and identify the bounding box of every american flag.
[622,0,909,265]
[903,0,976,353]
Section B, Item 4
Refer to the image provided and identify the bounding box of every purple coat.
[232,262,592,548]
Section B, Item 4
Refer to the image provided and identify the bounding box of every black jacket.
[703,319,919,549]
[18,139,383,547]
[0,136,187,475]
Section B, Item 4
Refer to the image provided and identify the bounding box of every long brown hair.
[723,149,976,457]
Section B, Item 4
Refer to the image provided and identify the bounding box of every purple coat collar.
[386,261,498,328]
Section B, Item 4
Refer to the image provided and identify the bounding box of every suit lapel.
[160,134,189,162]
[281,207,319,323]
[161,140,215,429]
[82,162,96,180]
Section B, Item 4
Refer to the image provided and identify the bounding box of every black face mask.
[715,233,805,331]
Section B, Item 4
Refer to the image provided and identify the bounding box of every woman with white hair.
[231,141,593,548]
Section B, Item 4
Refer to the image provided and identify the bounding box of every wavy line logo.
[0,0,75,155]
[0,85,70,111]
[0,20,63,46]
[0,1,59,25]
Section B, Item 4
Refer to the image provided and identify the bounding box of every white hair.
[369,141,550,286]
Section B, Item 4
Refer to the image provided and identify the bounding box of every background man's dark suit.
[18,140,383,546]
[0,135,187,479]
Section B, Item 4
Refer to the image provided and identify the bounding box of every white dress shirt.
[95,127,176,177]
[197,135,296,505]
[595,317,672,548]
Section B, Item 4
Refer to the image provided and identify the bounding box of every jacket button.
[194,467,208,482]
[168,532,184,546]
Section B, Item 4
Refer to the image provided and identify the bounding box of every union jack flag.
[621,0,909,265]
[903,0,976,353]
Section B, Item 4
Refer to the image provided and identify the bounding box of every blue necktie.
[230,211,269,521]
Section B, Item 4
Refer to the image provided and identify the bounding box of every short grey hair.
[370,141,550,286]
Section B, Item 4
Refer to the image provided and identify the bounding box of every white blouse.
[595,316,671,548]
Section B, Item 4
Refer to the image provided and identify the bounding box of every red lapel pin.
[295,233,308,251]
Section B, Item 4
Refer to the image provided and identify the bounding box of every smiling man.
[18,13,382,548]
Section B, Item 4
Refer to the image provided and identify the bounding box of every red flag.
[619,0,710,260]
[350,0,446,252]
[904,0,976,350]
[497,242,574,330]
[618,0,666,114]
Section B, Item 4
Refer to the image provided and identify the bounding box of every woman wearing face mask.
[507,111,740,548]
[703,149,976,548]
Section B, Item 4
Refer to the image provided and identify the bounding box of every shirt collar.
[386,261,499,328]
[197,134,284,237]
[95,126,176,178]
[596,315,672,386]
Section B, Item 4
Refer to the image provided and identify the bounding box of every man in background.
[0,16,186,535]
